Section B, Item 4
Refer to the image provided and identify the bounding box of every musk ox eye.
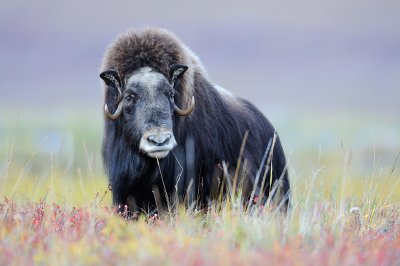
[125,95,134,102]
[169,92,175,101]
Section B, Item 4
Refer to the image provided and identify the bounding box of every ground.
[0,110,399,265]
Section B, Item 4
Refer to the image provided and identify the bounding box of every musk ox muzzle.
[139,128,177,158]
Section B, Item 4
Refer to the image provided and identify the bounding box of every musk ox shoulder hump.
[214,84,234,97]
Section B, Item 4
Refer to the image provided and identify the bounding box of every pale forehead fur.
[126,67,166,90]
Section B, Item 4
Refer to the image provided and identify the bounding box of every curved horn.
[101,68,124,120]
[174,96,195,116]
[104,100,123,120]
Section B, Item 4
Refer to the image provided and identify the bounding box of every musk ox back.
[100,28,290,215]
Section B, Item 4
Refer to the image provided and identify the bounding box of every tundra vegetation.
[0,111,399,265]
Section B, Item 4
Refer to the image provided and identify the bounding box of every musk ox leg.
[173,135,198,208]
[249,146,290,212]
[270,170,291,212]
[268,141,291,212]
[110,179,139,218]
[111,182,128,208]
[227,143,290,213]
[207,160,253,205]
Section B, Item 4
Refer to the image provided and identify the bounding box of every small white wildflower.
[350,207,360,214]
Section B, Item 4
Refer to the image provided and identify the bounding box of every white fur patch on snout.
[139,129,177,159]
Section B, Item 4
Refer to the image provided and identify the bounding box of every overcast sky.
[1,0,399,113]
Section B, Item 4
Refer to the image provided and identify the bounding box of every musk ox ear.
[100,69,122,88]
[170,64,188,87]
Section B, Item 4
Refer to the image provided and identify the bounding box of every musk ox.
[100,28,290,215]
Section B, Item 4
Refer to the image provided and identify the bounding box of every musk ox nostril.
[147,134,171,146]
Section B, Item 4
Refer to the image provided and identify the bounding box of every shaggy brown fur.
[102,28,206,110]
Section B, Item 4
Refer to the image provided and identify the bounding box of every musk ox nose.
[139,129,177,159]
[146,133,171,146]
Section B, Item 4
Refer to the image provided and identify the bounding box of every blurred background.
[0,0,399,202]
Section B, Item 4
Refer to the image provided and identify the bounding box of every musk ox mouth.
[146,150,171,159]
[139,129,177,159]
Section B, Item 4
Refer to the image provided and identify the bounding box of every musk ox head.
[100,65,195,159]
